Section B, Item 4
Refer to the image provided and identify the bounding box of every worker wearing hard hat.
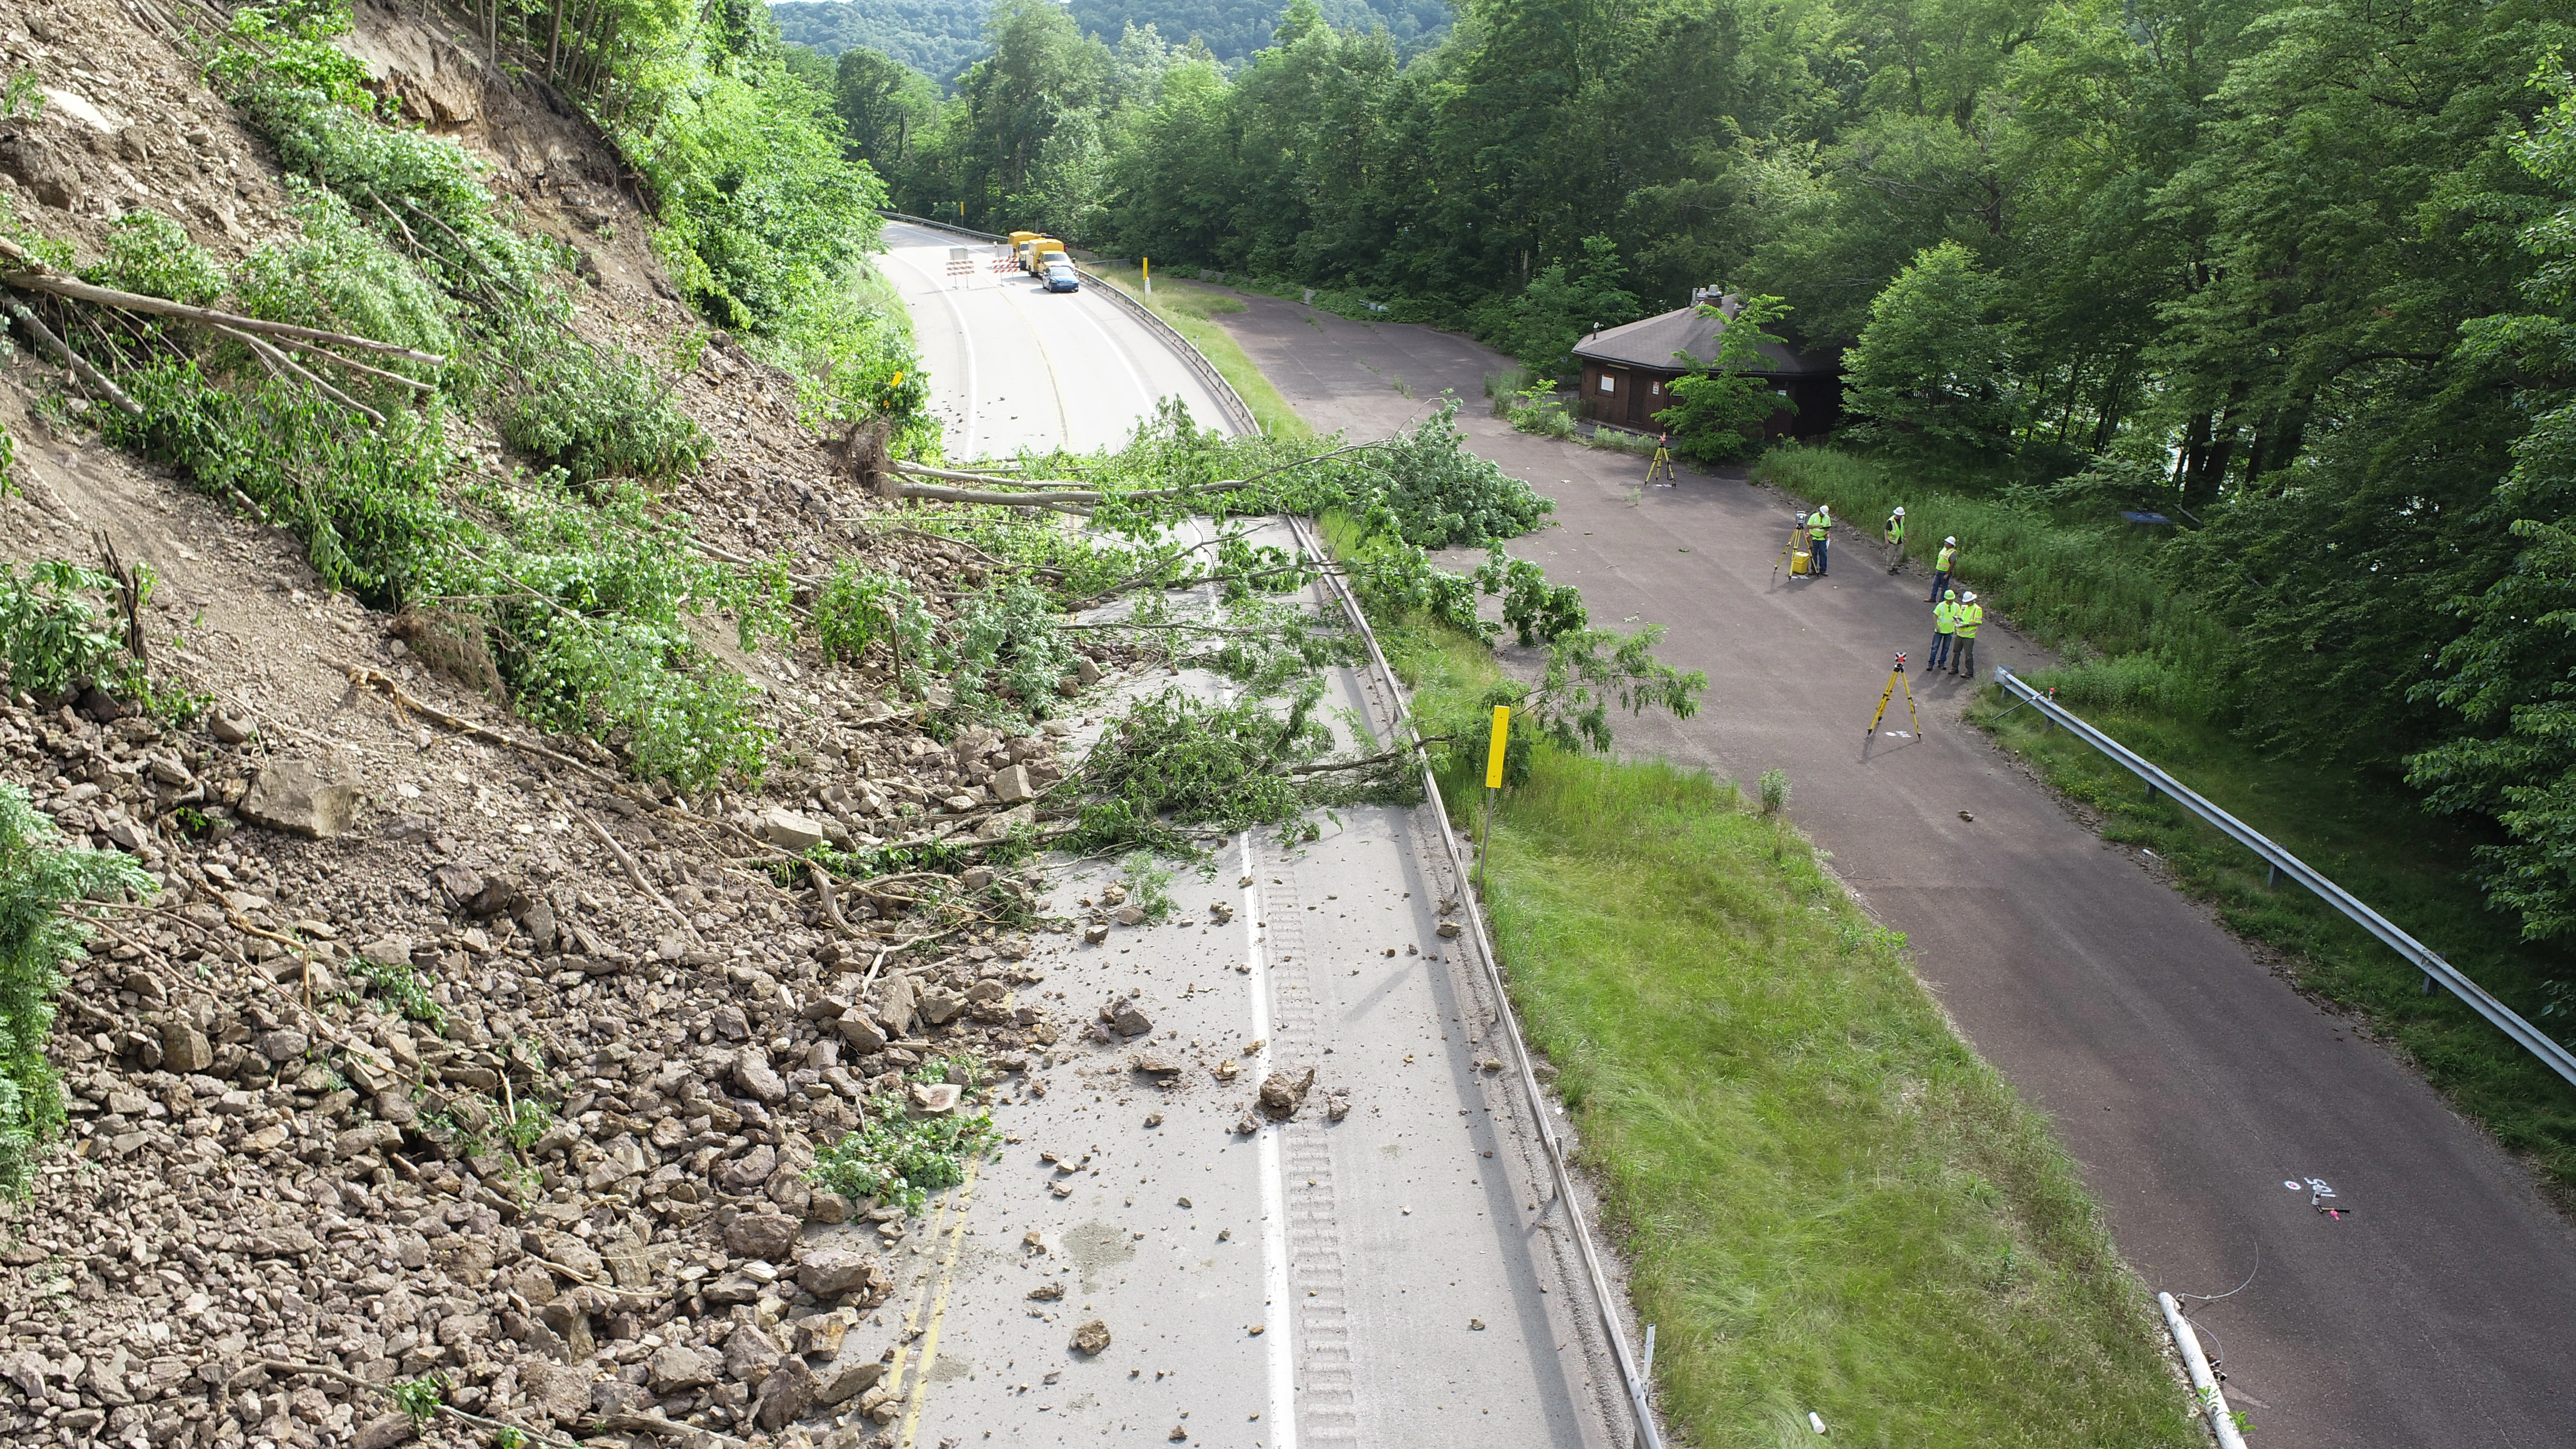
[1804,505,1833,577]
[1927,537,1957,603]
[1884,507,1905,572]
[1951,591,1984,677]
[1928,589,1959,673]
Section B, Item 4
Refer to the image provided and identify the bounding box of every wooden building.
[1572,291,1842,437]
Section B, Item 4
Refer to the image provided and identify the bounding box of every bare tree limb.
[215,324,387,425]
[4,300,141,415]
[0,237,449,364]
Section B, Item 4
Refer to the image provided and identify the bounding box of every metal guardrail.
[1286,514,1666,1449]
[878,210,1008,243]
[1072,265,1263,437]
[1993,666,2576,1090]
[876,211,1263,437]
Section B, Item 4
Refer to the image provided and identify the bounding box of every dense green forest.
[771,0,991,80]
[1066,0,1450,64]
[812,0,2576,950]
[771,0,1443,79]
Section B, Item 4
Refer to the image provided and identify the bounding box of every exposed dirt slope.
[0,6,1094,1449]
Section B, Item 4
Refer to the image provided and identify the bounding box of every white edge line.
[1241,829,1295,1448]
[879,233,979,459]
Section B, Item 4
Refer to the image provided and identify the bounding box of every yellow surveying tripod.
[1867,651,1923,740]
[1645,434,1676,485]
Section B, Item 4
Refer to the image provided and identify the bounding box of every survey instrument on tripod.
[1867,652,1922,741]
[1773,516,1811,581]
[1645,434,1676,486]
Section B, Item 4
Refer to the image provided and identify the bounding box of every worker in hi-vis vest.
[1928,589,1959,673]
[1951,591,1984,677]
[1805,505,1833,578]
[1884,506,1905,572]
[1927,536,1958,602]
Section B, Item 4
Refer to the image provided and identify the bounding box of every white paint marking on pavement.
[1059,289,1164,427]
[992,278,1074,447]
[880,239,979,458]
[1241,830,1295,1449]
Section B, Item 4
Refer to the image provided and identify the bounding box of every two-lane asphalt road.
[877,219,1240,458]
[1204,291,2576,1449]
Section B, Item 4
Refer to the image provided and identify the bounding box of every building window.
[1650,381,1661,396]
[1600,374,1617,393]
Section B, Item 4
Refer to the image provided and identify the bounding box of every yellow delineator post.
[1143,255,1151,294]
[1481,705,1509,895]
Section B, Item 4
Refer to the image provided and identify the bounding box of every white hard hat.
[1945,536,1957,545]
[1963,591,1977,602]
[1892,507,1905,516]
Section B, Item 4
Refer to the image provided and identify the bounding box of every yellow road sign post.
[1481,706,1509,895]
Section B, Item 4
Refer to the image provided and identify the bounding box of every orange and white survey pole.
[1480,705,1509,896]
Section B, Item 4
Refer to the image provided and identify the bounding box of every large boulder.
[238,761,360,839]
[795,1248,890,1300]
[647,1345,716,1394]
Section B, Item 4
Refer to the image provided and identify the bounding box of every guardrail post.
[2265,862,2278,887]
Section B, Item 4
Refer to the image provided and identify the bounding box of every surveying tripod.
[1645,435,1676,485]
[1772,515,1811,582]
[1867,652,1923,740]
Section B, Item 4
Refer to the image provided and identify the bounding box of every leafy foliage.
[0,561,150,703]
[1070,684,1421,854]
[1475,547,1586,647]
[1841,244,2019,460]
[808,1087,999,1214]
[81,211,225,307]
[1655,294,1795,463]
[1473,235,1644,377]
[0,786,149,1196]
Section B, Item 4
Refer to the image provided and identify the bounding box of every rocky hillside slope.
[0,4,1090,1449]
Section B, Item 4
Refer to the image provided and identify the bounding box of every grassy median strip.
[1362,612,2195,1446]
[1084,264,1313,438]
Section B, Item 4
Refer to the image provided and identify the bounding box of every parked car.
[1043,261,1081,293]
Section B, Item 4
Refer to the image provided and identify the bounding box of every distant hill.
[1068,0,1451,63]
[771,0,1451,79]
[771,0,990,81]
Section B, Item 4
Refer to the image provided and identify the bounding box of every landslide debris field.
[0,4,1140,1448]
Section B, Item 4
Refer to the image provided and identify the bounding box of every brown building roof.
[1572,304,1841,377]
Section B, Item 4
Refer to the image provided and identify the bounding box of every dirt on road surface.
[1211,293,2576,1449]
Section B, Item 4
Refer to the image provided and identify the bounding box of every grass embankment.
[1759,445,2576,1195]
[1333,552,2192,1444]
[1083,264,1313,438]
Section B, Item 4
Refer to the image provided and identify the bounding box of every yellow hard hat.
[1944,589,1957,600]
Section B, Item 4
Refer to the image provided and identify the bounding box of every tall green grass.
[1084,265,1313,439]
[1351,600,2193,1446]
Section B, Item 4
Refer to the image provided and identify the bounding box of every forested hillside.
[1067,0,1449,64]
[813,0,2576,950]
[773,0,1444,78]
[772,0,990,80]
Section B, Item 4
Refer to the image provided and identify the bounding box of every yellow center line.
[876,1179,959,1404]
[894,1159,982,1449]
